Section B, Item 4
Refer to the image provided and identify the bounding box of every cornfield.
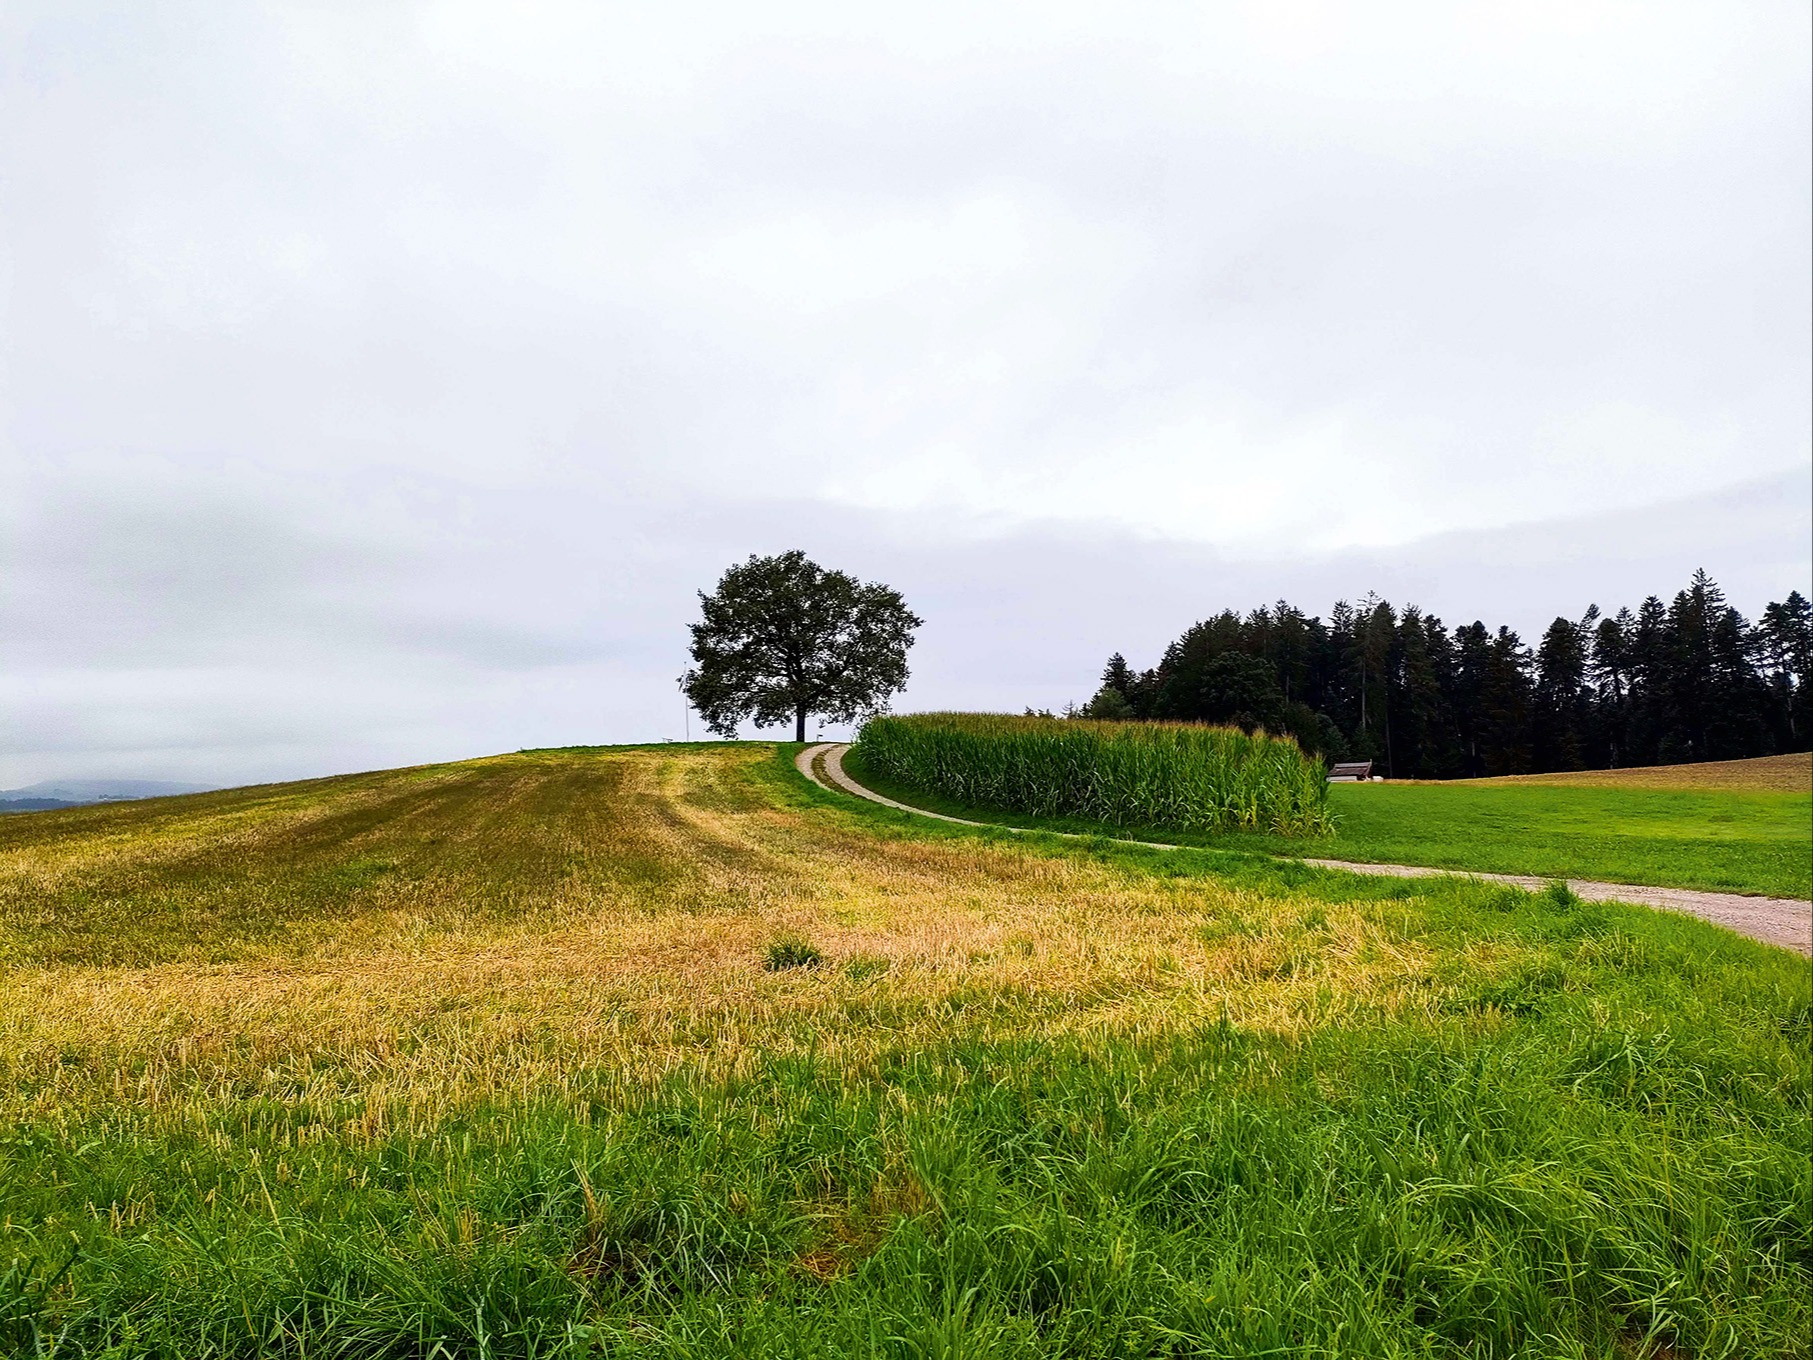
[856,712,1335,836]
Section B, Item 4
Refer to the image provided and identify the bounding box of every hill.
[1465,751,1811,793]
[0,744,1806,1355]
[0,777,214,814]
[0,797,82,813]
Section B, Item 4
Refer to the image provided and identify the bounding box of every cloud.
[1,1,1807,784]
[4,454,1802,786]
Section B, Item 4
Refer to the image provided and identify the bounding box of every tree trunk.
[795,708,807,743]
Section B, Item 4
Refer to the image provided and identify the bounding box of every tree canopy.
[682,551,922,742]
[1085,571,1811,777]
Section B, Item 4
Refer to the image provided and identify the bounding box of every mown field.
[844,748,1813,900]
[1,744,1808,1357]
[1476,752,1812,793]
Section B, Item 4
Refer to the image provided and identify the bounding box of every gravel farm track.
[800,743,1813,957]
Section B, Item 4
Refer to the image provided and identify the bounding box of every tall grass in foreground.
[858,712,1334,835]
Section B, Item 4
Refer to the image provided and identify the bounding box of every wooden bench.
[1328,761,1374,783]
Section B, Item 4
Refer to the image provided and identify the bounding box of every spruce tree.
[1479,628,1534,775]
[1590,609,1635,767]
[1391,608,1456,778]
[1084,654,1139,719]
[1760,591,1812,747]
[1661,572,1723,761]
[1628,596,1671,765]
[1707,605,1771,757]
[1087,568,1803,777]
[1533,609,1594,772]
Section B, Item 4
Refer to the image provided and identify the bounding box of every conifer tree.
[1627,596,1671,765]
[1450,622,1493,777]
[1082,569,1808,778]
[1760,591,1812,744]
[1590,609,1635,766]
[1533,608,1595,772]
[1084,654,1139,719]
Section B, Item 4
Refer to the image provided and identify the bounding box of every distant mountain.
[0,797,83,813]
[0,778,214,808]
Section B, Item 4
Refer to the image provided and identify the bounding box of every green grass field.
[843,748,1813,900]
[0,744,1807,1357]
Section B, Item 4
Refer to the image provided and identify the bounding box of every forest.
[1082,570,1813,778]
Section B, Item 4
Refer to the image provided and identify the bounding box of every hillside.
[1466,751,1812,793]
[0,744,1807,1355]
[0,778,213,812]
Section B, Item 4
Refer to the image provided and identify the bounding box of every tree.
[1478,627,1534,775]
[1590,609,1635,766]
[1760,591,1812,747]
[1707,604,1771,758]
[1626,595,1671,765]
[1341,595,1397,769]
[681,551,922,742]
[1656,570,1728,762]
[1760,591,1812,682]
[1451,622,1493,776]
[1081,687,1136,720]
[1089,654,1137,712]
[1085,569,1802,777]
[1395,609,1460,778]
[1197,652,1282,731]
[1083,653,1138,719]
[1266,601,1316,704]
[1532,606,1596,772]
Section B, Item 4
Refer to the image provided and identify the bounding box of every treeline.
[1082,570,1812,778]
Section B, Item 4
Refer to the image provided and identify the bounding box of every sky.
[2,1,1809,788]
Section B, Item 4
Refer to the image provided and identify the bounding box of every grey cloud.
[2,466,607,670]
[1,2,1807,786]
[768,468,1813,713]
[1,464,1805,786]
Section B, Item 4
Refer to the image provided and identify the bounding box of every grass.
[764,935,825,971]
[858,712,1331,835]
[842,747,1813,901]
[1252,780,1813,900]
[0,742,1806,1356]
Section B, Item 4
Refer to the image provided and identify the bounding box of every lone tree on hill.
[682,551,922,742]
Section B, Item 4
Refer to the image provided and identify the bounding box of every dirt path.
[798,743,1813,956]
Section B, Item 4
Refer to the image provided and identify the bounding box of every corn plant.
[856,712,1334,835]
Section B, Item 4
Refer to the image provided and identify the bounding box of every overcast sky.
[3,2,1809,788]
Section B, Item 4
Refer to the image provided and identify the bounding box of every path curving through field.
[798,743,1813,956]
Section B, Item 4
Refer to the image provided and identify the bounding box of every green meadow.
[842,747,1813,900]
[1275,781,1810,900]
[0,744,1806,1357]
